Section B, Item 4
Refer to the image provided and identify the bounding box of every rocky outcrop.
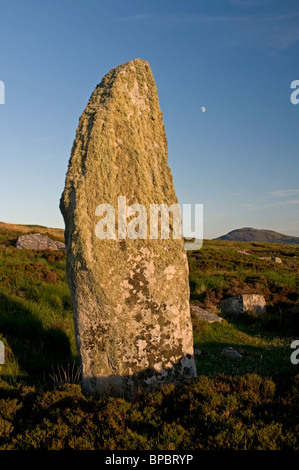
[259,256,282,264]
[0,340,4,365]
[220,294,266,318]
[60,59,196,397]
[221,347,243,358]
[15,233,65,251]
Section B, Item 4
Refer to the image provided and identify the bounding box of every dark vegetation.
[0,375,298,450]
[0,224,298,450]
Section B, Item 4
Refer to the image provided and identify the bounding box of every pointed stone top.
[95,58,154,93]
[111,58,150,69]
[121,58,149,66]
[61,56,173,218]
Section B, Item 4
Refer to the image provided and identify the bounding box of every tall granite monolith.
[60,59,197,397]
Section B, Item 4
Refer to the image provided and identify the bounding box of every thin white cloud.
[244,195,299,211]
[114,13,250,25]
[37,135,56,142]
[244,203,260,211]
[269,200,299,208]
[112,11,299,51]
[229,0,277,7]
[276,221,299,233]
[113,13,153,22]
[261,14,299,50]
[271,189,299,197]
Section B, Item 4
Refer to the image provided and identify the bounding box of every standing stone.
[60,59,196,397]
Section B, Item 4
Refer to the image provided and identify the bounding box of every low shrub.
[0,375,297,450]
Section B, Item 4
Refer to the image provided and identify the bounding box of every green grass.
[188,239,299,379]
[0,228,76,386]
[0,232,298,384]
[193,318,295,377]
[0,226,298,449]
[188,240,299,328]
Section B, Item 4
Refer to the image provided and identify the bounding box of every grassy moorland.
[188,240,299,378]
[0,223,298,450]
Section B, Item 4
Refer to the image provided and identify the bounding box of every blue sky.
[0,0,298,239]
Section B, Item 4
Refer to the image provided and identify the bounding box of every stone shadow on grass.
[80,355,197,400]
[0,291,74,384]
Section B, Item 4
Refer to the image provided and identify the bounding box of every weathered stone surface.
[15,233,65,251]
[221,347,243,358]
[259,256,282,264]
[0,340,4,365]
[191,305,223,323]
[60,59,197,397]
[220,294,266,318]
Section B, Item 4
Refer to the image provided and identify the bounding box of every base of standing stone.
[81,354,197,398]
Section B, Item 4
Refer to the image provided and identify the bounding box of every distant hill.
[214,227,299,245]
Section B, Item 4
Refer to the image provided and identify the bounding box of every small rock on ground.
[191,305,223,323]
[221,347,243,358]
[16,233,65,251]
